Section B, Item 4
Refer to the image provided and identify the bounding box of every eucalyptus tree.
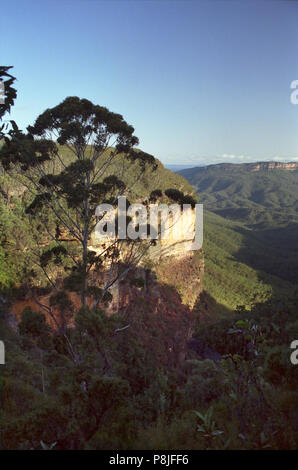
[0,97,156,350]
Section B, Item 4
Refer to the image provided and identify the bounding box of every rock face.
[249,162,298,172]
[89,205,203,312]
[201,161,298,172]
[88,206,205,368]
[90,205,199,259]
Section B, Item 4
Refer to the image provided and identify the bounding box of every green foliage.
[0,66,17,115]
[194,210,296,313]
[0,66,18,139]
[19,307,49,338]
[149,189,162,202]
[1,89,297,451]
[194,406,224,448]
[1,290,297,450]
[0,196,40,289]
[165,188,197,207]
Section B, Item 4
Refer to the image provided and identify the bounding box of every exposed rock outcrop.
[201,161,298,172]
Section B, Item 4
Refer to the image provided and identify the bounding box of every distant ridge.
[190,161,298,172]
[178,159,298,231]
[179,160,298,311]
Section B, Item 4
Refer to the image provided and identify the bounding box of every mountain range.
[179,161,298,314]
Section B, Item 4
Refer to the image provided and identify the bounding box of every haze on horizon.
[1,0,298,165]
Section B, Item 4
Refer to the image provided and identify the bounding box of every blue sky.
[1,0,298,165]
